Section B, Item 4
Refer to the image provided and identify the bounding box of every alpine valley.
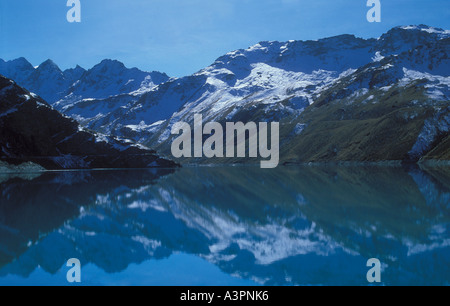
[1,25,449,167]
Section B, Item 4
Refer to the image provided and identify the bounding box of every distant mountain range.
[0,24,449,167]
[0,57,169,106]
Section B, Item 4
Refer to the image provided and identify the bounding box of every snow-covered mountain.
[0,58,84,103]
[72,34,379,137]
[54,59,170,109]
[2,25,449,164]
[72,25,447,164]
[280,33,450,164]
[0,58,170,107]
[0,75,177,170]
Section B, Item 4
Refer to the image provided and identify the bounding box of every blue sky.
[0,0,449,77]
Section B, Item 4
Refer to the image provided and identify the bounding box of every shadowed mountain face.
[0,75,177,170]
[0,166,448,285]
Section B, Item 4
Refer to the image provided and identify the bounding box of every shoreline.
[2,159,450,175]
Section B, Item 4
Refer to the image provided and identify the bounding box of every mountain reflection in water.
[0,166,449,285]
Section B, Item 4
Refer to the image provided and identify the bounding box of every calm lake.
[0,165,449,286]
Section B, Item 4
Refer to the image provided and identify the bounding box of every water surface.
[0,166,449,285]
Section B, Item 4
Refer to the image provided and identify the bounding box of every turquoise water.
[0,166,449,286]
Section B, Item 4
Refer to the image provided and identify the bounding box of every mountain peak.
[11,57,31,64]
[7,57,34,70]
[36,59,62,72]
[64,64,86,74]
[385,24,450,39]
[96,59,126,70]
[399,24,449,34]
[376,24,450,56]
[63,65,86,85]
[0,57,35,87]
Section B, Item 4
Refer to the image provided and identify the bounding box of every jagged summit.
[0,57,170,105]
[0,57,35,86]
[36,59,61,71]
[63,65,86,82]
[92,59,127,71]
[5,57,34,69]
[0,57,30,67]
[56,59,170,108]
[398,24,450,36]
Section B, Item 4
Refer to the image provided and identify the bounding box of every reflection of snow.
[406,239,450,256]
[132,236,161,254]
[159,189,347,266]
[1,165,449,285]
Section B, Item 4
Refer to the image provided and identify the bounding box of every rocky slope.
[281,36,450,164]
[0,75,177,170]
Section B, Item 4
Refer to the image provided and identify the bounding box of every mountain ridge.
[0,57,170,105]
[91,24,448,166]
